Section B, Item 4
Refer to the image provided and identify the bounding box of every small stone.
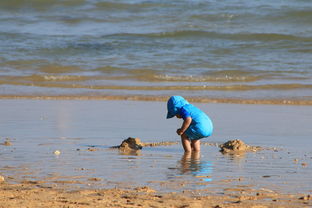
[88,177,101,181]
[299,195,311,201]
[54,150,61,155]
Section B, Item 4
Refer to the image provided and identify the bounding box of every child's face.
[176,114,182,119]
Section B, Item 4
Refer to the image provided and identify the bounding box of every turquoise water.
[0,0,312,101]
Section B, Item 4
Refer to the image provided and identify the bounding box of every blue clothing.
[166,96,189,119]
[166,96,213,140]
[180,104,213,140]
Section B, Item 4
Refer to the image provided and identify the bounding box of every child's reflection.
[180,152,213,181]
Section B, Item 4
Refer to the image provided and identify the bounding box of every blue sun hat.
[166,96,189,119]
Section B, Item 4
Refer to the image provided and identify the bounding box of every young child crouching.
[166,96,213,152]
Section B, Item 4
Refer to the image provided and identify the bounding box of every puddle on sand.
[1,136,311,194]
[0,100,311,194]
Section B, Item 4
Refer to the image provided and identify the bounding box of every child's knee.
[181,133,189,140]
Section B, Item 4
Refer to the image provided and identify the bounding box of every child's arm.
[177,117,192,135]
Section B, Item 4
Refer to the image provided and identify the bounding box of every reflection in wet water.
[221,151,247,164]
[179,152,213,182]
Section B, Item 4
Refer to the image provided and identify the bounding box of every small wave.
[237,33,312,42]
[70,42,114,51]
[106,30,312,42]
[126,69,309,83]
[0,59,84,74]
[1,95,311,106]
[94,1,167,11]
[93,68,263,83]
[106,30,218,39]
[1,78,311,92]
[38,65,82,74]
[270,9,312,24]
[190,13,238,21]
[0,0,85,11]
[153,74,259,82]
[0,75,90,83]
[41,75,85,81]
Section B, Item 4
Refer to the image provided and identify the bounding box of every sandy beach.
[1,0,311,206]
[0,180,311,208]
[0,98,311,207]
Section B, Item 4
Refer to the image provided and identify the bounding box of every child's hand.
[177,117,192,136]
[176,128,183,135]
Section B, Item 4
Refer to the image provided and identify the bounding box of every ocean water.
[0,0,312,102]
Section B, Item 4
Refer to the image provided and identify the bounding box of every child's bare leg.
[191,139,200,152]
[181,133,192,152]
[191,150,200,160]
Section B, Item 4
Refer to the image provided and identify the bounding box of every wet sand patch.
[0,178,311,208]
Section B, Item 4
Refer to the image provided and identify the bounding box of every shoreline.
[1,94,312,106]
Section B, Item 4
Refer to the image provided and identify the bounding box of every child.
[166,96,213,152]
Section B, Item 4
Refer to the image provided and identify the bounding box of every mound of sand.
[220,139,262,153]
[112,137,143,152]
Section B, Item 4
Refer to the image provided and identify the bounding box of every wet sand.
[0,99,311,207]
[0,180,311,208]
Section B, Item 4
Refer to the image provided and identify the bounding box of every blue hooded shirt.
[166,96,189,119]
[166,96,213,139]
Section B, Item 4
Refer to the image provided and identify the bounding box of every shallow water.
[0,100,311,194]
[0,0,311,102]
